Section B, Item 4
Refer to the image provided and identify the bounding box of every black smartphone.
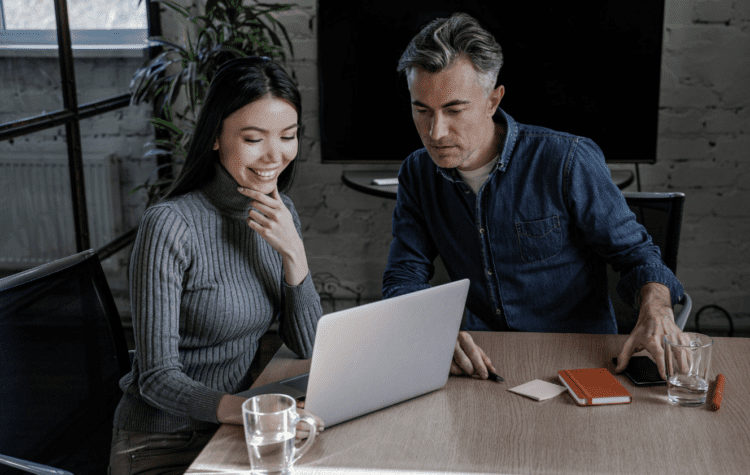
[612,356,666,386]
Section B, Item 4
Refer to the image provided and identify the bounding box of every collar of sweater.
[201,162,254,219]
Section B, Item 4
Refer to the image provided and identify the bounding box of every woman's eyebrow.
[240,124,299,133]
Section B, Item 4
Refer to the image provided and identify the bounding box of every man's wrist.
[637,282,674,323]
[639,282,671,306]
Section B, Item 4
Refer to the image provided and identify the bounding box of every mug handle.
[293,414,318,463]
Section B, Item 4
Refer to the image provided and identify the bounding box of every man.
[382,12,684,380]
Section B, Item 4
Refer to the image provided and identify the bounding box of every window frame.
[0,29,148,49]
[0,0,159,262]
[0,0,149,53]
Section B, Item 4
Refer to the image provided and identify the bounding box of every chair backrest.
[608,192,685,334]
[0,250,129,475]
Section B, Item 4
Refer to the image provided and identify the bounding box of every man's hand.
[450,331,497,379]
[615,282,682,380]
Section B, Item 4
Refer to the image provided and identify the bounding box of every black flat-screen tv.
[318,1,664,164]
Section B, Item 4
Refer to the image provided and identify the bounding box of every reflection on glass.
[3,0,146,29]
[0,56,65,126]
[0,127,76,269]
[79,107,153,271]
[75,55,146,105]
[2,0,56,29]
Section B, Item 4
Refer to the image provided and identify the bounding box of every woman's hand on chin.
[238,186,309,286]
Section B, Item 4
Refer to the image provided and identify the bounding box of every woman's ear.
[212,139,220,151]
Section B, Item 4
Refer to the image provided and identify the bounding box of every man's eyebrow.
[411,99,471,109]
[240,124,300,132]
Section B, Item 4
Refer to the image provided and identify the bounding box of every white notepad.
[508,379,567,401]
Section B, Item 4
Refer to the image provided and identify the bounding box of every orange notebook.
[558,368,632,406]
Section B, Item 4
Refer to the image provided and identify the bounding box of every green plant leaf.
[150,37,189,55]
[131,56,176,99]
[255,14,293,59]
[154,0,190,19]
[142,149,176,159]
[168,72,183,107]
[149,118,183,135]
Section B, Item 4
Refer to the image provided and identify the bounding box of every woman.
[110,57,322,475]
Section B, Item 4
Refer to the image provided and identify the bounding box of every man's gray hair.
[397,12,503,94]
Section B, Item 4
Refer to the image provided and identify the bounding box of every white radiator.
[0,155,121,269]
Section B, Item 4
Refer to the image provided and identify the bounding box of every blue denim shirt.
[383,108,684,334]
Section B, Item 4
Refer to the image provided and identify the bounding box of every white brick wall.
[644,0,749,330]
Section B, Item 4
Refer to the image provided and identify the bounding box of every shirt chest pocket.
[515,215,562,263]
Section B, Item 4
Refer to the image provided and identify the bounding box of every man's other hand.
[450,331,497,379]
[615,282,681,380]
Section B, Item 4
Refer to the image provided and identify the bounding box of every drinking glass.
[242,394,317,474]
[663,332,714,407]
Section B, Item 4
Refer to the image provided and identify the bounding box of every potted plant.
[130,0,296,205]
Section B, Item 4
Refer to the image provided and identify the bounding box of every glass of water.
[664,332,714,407]
[242,394,318,474]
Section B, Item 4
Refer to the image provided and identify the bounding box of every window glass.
[2,0,56,29]
[74,55,145,105]
[0,56,65,124]
[78,107,154,258]
[0,127,75,271]
[3,0,147,30]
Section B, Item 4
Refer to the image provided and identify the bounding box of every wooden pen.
[709,374,726,411]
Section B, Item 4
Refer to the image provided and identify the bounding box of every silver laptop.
[237,279,469,427]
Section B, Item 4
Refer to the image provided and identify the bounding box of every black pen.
[488,371,504,383]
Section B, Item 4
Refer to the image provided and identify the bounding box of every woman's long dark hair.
[163,57,301,199]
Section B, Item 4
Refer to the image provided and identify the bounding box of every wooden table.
[188,332,750,474]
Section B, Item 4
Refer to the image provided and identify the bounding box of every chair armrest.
[0,454,73,475]
[674,292,692,331]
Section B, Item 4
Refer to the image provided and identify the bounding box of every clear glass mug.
[242,394,317,474]
[664,332,714,407]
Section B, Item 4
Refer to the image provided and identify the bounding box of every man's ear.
[488,85,505,115]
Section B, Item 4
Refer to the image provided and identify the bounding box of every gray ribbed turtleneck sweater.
[113,163,322,433]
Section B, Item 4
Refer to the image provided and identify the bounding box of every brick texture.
[647,0,750,328]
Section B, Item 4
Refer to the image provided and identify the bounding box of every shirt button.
[465,189,470,194]
[487,270,493,275]
[496,308,501,315]
[479,228,485,234]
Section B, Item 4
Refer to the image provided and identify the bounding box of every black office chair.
[608,192,692,334]
[0,250,130,475]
